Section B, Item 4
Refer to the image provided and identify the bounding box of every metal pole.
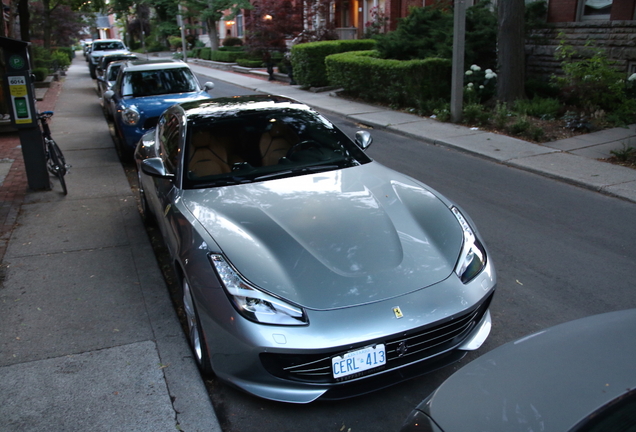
[450,0,466,123]
[178,4,188,63]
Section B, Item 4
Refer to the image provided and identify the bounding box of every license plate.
[332,344,386,379]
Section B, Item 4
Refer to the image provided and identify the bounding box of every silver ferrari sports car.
[134,95,496,403]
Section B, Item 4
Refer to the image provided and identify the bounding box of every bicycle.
[38,111,68,195]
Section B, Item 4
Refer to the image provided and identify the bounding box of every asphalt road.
[176,75,636,432]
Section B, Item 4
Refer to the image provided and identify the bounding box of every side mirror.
[203,81,214,92]
[141,158,174,179]
[103,90,114,101]
[355,130,373,150]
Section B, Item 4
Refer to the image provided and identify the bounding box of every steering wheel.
[286,140,322,158]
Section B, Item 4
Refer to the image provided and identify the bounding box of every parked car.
[134,95,496,404]
[104,59,213,158]
[400,309,636,432]
[98,61,125,119]
[83,40,93,60]
[95,52,137,83]
[88,39,129,79]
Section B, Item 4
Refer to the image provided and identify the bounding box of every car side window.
[159,114,182,174]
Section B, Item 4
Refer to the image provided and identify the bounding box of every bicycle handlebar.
[38,111,54,119]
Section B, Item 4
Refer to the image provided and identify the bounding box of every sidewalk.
[188,60,636,204]
[0,57,220,431]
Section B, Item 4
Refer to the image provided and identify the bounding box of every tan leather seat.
[259,120,298,166]
[188,131,239,178]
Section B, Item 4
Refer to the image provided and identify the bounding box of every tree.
[244,0,302,54]
[182,0,252,50]
[30,2,84,47]
[293,0,336,43]
[497,0,526,103]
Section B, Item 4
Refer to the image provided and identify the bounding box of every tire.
[182,276,214,376]
[89,63,97,79]
[47,139,68,195]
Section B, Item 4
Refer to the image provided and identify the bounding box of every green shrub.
[32,67,48,82]
[51,50,71,69]
[463,103,490,125]
[432,105,451,122]
[525,77,561,99]
[553,34,633,121]
[200,48,212,60]
[218,46,245,52]
[210,50,243,62]
[167,36,182,48]
[223,36,244,47]
[493,101,511,129]
[236,58,264,68]
[54,47,74,62]
[514,97,562,119]
[509,115,532,135]
[373,2,496,68]
[325,50,451,107]
[291,39,377,88]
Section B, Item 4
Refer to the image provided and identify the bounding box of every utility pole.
[178,4,188,63]
[450,0,466,123]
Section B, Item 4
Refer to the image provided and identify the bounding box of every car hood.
[132,93,210,117]
[183,163,464,310]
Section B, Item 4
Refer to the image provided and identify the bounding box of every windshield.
[183,108,371,189]
[93,41,125,51]
[122,68,198,97]
[107,64,122,82]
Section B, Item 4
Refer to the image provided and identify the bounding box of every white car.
[88,39,129,79]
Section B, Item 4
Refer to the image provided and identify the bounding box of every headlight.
[210,254,308,326]
[122,106,140,125]
[451,207,486,284]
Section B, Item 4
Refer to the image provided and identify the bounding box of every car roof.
[121,59,189,72]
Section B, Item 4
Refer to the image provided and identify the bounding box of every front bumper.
[194,259,496,404]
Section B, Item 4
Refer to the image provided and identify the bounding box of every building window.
[236,13,244,37]
[579,0,612,20]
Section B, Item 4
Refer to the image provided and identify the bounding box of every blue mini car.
[104,59,213,158]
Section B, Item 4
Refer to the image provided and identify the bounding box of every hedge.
[236,58,264,68]
[290,39,377,88]
[325,50,452,108]
[209,50,244,62]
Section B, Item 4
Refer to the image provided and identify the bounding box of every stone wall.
[526,21,636,78]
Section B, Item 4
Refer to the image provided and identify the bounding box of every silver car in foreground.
[135,95,496,403]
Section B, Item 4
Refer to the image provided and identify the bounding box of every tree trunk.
[42,0,52,50]
[208,18,219,50]
[497,0,526,104]
[18,0,29,41]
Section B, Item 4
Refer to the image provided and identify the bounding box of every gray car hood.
[183,163,463,310]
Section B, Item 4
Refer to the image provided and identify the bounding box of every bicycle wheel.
[46,138,68,195]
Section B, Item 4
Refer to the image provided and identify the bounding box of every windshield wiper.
[253,164,340,181]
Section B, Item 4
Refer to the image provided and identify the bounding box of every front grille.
[260,294,492,384]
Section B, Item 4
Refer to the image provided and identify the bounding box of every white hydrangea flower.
[465,70,473,76]
[470,64,481,71]
[628,73,636,82]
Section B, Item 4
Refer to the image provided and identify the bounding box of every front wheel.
[182,276,213,376]
[47,139,68,195]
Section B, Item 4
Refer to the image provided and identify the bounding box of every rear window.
[93,41,125,51]
[122,68,198,97]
